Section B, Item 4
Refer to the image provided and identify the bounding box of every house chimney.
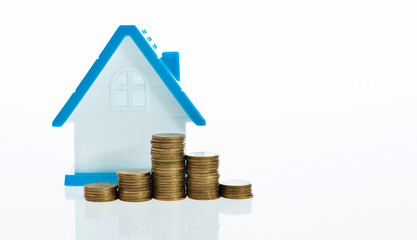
[161,52,180,81]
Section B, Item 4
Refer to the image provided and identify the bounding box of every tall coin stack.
[185,152,221,200]
[117,169,152,202]
[151,133,186,201]
[220,180,253,199]
[84,182,118,202]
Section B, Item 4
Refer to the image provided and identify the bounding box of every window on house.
[112,70,147,109]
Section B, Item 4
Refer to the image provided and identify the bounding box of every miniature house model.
[53,25,205,186]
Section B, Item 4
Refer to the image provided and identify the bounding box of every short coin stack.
[84,182,118,202]
[220,180,253,199]
[151,133,186,201]
[186,152,220,200]
[117,169,152,202]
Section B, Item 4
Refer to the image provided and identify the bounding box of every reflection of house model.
[53,25,206,186]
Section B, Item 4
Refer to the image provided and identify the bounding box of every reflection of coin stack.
[220,180,253,199]
[186,199,220,239]
[117,169,152,202]
[151,133,186,201]
[186,152,221,200]
[117,199,152,238]
[84,182,118,202]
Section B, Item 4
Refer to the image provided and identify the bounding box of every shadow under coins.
[67,187,252,240]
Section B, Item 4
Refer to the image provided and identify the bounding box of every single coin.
[151,142,185,148]
[186,156,219,160]
[186,161,219,165]
[153,196,186,201]
[220,180,251,186]
[152,133,185,138]
[118,180,150,185]
[221,194,254,199]
[152,158,185,162]
[152,133,185,140]
[186,152,219,157]
[152,155,185,159]
[84,182,117,189]
[117,169,150,176]
[119,197,152,202]
[118,184,151,189]
[186,170,219,175]
[85,198,118,202]
[186,167,219,171]
[151,147,185,152]
[84,189,117,194]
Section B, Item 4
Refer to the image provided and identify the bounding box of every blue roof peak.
[52,25,206,127]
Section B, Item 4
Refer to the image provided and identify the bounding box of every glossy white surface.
[1,157,416,239]
[69,188,253,240]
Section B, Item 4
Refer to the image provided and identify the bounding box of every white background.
[1,0,417,239]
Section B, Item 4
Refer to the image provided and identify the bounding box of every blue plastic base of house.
[65,173,118,186]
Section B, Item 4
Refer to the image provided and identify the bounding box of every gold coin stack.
[84,182,118,202]
[117,169,152,202]
[151,133,186,201]
[220,180,253,199]
[186,152,221,200]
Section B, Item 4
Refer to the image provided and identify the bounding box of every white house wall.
[72,36,188,173]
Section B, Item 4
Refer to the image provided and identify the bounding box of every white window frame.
[110,68,148,110]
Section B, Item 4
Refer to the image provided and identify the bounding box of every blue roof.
[53,25,206,127]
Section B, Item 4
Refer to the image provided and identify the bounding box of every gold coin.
[117,169,150,176]
[85,198,118,202]
[153,183,185,187]
[186,167,219,171]
[152,161,185,165]
[152,151,184,155]
[186,180,219,185]
[153,196,186,201]
[152,133,185,142]
[187,173,220,178]
[84,182,117,189]
[119,192,152,197]
[151,141,185,145]
[152,154,185,158]
[118,180,151,185]
[187,185,218,189]
[220,186,251,191]
[220,180,251,187]
[153,181,185,189]
[151,168,184,172]
[152,133,185,138]
[118,181,150,186]
[153,192,185,196]
[221,194,254,199]
[119,197,152,202]
[186,157,219,161]
[84,190,117,195]
[118,186,151,189]
[186,162,219,167]
[188,196,220,201]
[186,170,219,175]
[151,147,184,151]
[153,183,184,188]
[152,156,184,160]
[186,152,218,157]
[152,174,185,178]
[187,188,219,193]
[151,142,185,148]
